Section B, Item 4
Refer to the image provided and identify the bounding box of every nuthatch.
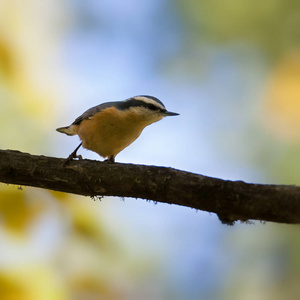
[56,95,179,163]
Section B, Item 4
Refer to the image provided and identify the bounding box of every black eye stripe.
[147,103,158,110]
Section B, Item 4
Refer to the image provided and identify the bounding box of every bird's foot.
[63,154,83,166]
[103,155,115,163]
[63,144,83,166]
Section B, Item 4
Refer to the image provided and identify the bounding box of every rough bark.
[0,149,299,224]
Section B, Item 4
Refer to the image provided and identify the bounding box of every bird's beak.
[164,111,179,116]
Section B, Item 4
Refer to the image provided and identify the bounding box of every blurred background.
[0,0,300,299]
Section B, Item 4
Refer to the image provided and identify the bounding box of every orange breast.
[76,107,148,158]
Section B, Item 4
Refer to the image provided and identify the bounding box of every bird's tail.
[56,126,76,136]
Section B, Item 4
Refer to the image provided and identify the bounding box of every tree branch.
[0,149,299,224]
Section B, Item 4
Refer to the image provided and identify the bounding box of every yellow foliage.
[0,267,66,300]
[69,276,122,300]
[64,197,115,248]
[0,38,15,80]
[0,187,45,236]
[264,51,300,140]
[48,190,69,202]
[0,35,54,128]
[0,1,69,153]
[176,0,299,56]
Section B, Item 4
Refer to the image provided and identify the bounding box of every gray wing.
[72,101,120,125]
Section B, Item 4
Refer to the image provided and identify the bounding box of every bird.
[56,95,179,163]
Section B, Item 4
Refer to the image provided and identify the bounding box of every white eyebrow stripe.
[132,96,165,110]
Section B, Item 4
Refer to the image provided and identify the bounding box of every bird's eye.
[148,104,157,110]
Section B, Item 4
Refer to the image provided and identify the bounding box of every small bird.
[56,95,179,163]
